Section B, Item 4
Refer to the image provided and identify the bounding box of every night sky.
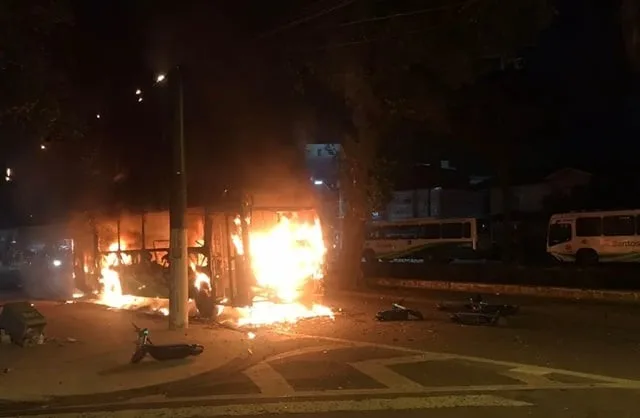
[70,0,633,167]
[1,0,637,224]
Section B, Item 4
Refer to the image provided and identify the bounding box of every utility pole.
[168,66,189,329]
[235,192,253,306]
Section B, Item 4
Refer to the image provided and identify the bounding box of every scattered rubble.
[375,303,424,321]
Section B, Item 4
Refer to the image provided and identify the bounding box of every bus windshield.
[548,223,572,246]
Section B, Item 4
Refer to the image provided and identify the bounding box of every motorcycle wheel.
[130,348,146,364]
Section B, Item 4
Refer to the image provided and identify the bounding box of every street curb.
[369,278,640,303]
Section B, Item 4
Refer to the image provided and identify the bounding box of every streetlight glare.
[138,97,143,102]
[156,74,166,83]
[96,113,101,119]
[135,89,142,95]
[40,144,46,150]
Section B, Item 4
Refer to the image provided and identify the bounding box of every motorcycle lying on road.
[130,324,204,364]
[436,295,519,316]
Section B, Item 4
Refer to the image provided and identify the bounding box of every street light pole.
[168,66,189,330]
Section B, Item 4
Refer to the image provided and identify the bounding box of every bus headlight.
[52,259,62,267]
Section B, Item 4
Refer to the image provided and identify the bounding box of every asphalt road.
[3,289,640,417]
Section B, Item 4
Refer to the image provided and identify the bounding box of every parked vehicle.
[547,209,640,264]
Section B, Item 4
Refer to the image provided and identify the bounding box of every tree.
[0,0,83,224]
[0,1,75,144]
[620,0,640,74]
[452,71,543,261]
[274,0,554,286]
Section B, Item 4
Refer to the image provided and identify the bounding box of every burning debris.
[83,214,334,328]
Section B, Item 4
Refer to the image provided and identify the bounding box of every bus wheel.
[576,248,598,266]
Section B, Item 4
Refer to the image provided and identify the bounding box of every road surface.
[2,290,640,417]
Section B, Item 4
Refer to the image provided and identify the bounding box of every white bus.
[547,209,640,264]
[362,217,491,264]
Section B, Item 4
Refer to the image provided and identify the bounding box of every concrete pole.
[168,66,189,329]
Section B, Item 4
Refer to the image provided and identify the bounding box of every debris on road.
[437,294,520,316]
[375,303,424,321]
[130,323,205,364]
[450,311,503,326]
[0,302,47,347]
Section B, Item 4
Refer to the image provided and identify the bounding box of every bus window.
[420,224,440,239]
[386,225,420,239]
[441,223,463,239]
[548,222,572,246]
[576,217,601,237]
[603,216,635,236]
[462,222,472,238]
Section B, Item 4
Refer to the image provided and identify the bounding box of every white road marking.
[502,366,556,386]
[243,362,295,396]
[265,343,349,362]
[45,395,533,417]
[350,359,425,391]
[290,333,640,389]
[380,353,453,364]
[34,334,640,411]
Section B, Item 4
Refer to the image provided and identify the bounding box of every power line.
[291,24,445,53]
[339,0,482,27]
[257,0,357,40]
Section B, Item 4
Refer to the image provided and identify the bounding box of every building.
[489,168,592,216]
[304,144,341,187]
[382,161,488,221]
[385,188,487,221]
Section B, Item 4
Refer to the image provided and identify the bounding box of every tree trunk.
[621,0,640,73]
[499,165,513,263]
[338,214,365,289]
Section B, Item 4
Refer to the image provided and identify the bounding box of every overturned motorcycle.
[376,303,424,321]
[437,294,519,316]
[130,323,204,364]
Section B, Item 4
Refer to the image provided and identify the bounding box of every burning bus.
[71,189,331,325]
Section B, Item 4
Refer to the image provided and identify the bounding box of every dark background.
[0,0,637,226]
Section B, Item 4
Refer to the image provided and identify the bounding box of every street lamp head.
[156,74,166,83]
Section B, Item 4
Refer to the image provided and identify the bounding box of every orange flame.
[91,213,332,327]
[229,214,333,326]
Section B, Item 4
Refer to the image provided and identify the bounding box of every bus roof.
[369,217,476,226]
[550,209,640,221]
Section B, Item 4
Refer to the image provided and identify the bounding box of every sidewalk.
[0,301,253,402]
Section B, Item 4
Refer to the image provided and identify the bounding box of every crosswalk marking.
[295,333,640,389]
[47,395,533,417]
[243,362,295,396]
[502,367,556,386]
[265,344,349,362]
[350,359,425,391]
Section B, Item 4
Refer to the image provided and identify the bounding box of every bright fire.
[93,213,333,326]
[233,215,325,302]
[228,214,333,326]
[96,242,172,316]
